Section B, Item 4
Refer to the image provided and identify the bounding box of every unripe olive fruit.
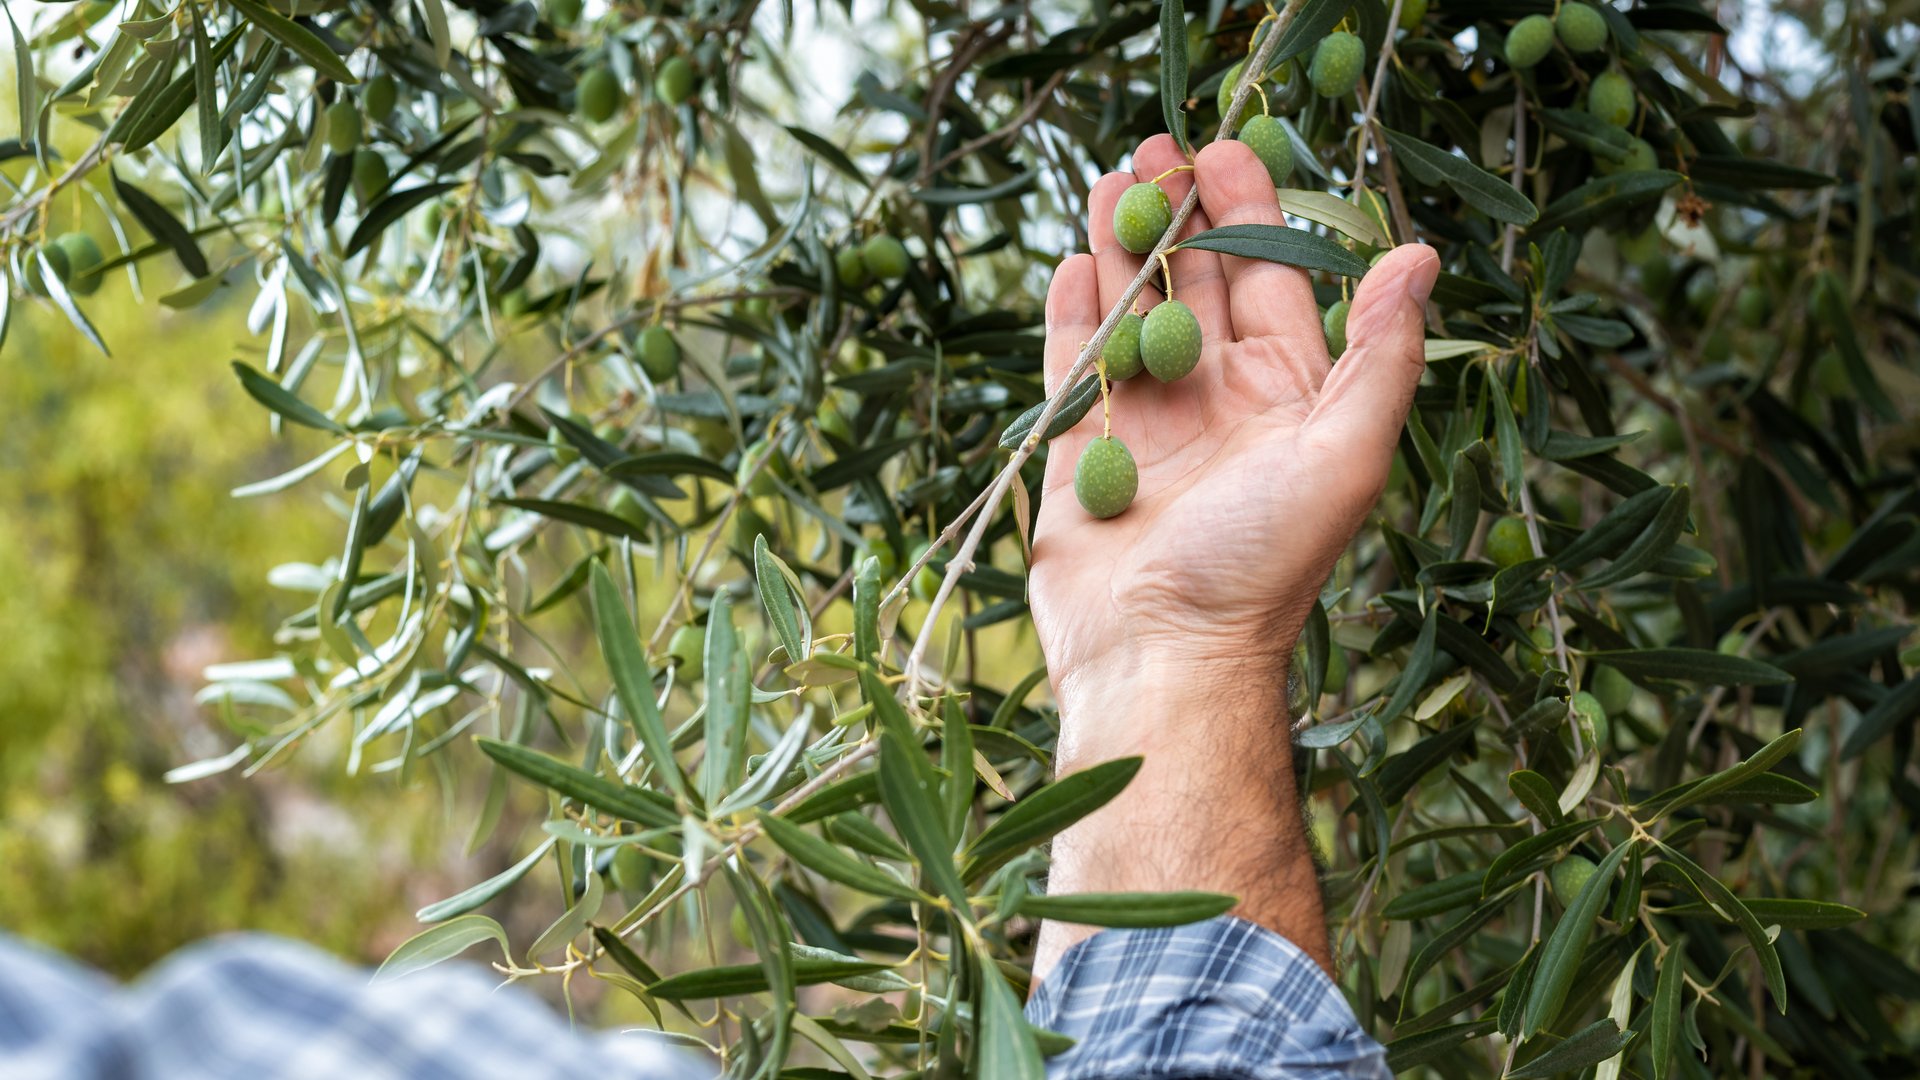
[637,325,681,382]
[364,74,397,122]
[547,425,580,464]
[1102,311,1145,380]
[352,149,389,202]
[861,234,910,281]
[1520,623,1556,676]
[908,540,942,602]
[1239,114,1294,185]
[608,487,648,526]
[853,536,898,579]
[1352,187,1392,240]
[655,56,695,106]
[1216,59,1246,128]
[667,623,704,680]
[1322,299,1350,356]
[23,243,70,296]
[1112,182,1172,255]
[817,400,853,441]
[1324,645,1349,694]
[1310,31,1364,99]
[1505,15,1555,69]
[835,247,868,289]
[1598,135,1656,173]
[499,287,532,318]
[1555,3,1609,53]
[1485,515,1534,568]
[1550,854,1600,907]
[1141,299,1202,382]
[547,0,582,27]
[1591,664,1634,716]
[1074,436,1138,520]
[1397,0,1428,31]
[1570,690,1611,748]
[1587,70,1635,128]
[577,67,622,123]
[325,99,362,154]
[1735,284,1768,328]
[52,232,103,296]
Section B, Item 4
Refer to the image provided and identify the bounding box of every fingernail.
[1405,248,1440,304]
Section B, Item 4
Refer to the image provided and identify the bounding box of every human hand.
[1026,135,1439,975]
[1031,134,1440,729]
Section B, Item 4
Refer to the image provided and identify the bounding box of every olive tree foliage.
[6,0,1919,1074]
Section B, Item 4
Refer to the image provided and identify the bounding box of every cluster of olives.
[322,76,400,203]
[835,232,912,290]
[1506,3,1609,69]
[576,52,700,125]
[21,231,105,297]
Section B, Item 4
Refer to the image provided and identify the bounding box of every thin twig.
[1500,79,1526,274]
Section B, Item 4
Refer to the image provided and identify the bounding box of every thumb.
[1306,244,1440,472]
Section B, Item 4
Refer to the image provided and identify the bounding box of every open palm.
[1031,135,1440,697]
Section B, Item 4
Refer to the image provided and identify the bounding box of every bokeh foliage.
[5,0,1918,1076]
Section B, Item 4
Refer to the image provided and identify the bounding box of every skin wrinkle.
[1028,135,1437,987]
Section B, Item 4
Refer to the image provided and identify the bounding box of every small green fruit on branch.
[1074,437,1139,520]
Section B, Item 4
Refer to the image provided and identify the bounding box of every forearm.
[1035,653,1329,979]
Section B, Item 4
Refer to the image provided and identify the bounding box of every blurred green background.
[0,298,472,975]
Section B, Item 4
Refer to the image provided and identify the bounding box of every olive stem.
[1096,353,1113,439]
[1253,82,1270,117]
[1148,164,1195,184]
[1156,250,1175,303]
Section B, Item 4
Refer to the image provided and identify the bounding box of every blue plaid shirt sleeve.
[0,932,714,1080]
[1024,915,1389,1079]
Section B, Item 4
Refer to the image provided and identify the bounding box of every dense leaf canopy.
[4,0,1918,1075]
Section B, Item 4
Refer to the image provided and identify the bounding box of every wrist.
[1051,649,1292,772]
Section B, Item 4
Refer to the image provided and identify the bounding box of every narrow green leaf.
[1508,770,1563,826]
[877,729,970,908]
[700,591,749,806]
[589,562,691,803]
[646,953,887,1000]
[755,535,808,665]
[1383,128,1538,224]
[1482,819,1601,897]
[852,555,882,664]
[1646,728,1802,822]
[976,948,1046,1079]
[1584,648,1792,687]
[232,361,342,432]
[114,174,210,280]
[491,497,652,542]
[1384,871,1486,921]
[1507,1019,1635,1079]
[1159,0,1191,154]
[373,915,509,983]
[1178,224,1371,277]
[475,737,677,828]
[998,373,1101,450]
[1579,485,1690,588]
[1278,188,1389,246]
[227,0,358,84]
[1016,890,1235,928]
[962,757,1142,882]
[1651,934,1686,1080]
[1841,676,1920,760]
[1531,170,1683,234]
[345,182,460,258]
[1659,898,1863,931]
[416,837,558,922]
[758,811,924,902]
[35,250,109,356]
[1522,839,1636,1036]
[1375,604,1439,725]
[1654,841,1786,1010]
